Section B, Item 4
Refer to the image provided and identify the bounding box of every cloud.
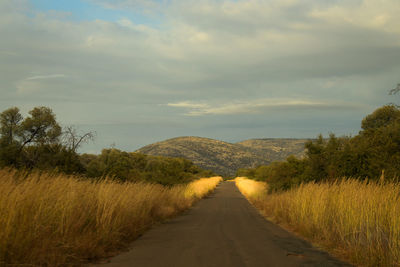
[16,80,41,95]
[167,102,209,109]
[26,74,66,80]
[87,0,162,12]
[167,98,365,116]
[1,0,400,151]
[310,0,400,34]
[15,74,68,95]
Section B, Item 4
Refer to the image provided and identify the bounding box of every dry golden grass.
[185,177,223,199]
[235,177,400,267]
[0,169,221,266]
[235,177,267,200]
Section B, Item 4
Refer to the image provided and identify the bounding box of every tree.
[0,107,23,144]
[389,83,400,95]
[0,106,92,172]
[18,107,62,149]
[0,107,23,166]
[361,105,400,131]
[304,134,328,181]
[62,126,95,152]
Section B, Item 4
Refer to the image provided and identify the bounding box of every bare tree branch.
[389,83,400,95]
[62,126,95,152]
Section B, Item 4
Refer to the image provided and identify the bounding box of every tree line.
[237,104,400,192]
[81,148,214,185]
[0,106,214,185]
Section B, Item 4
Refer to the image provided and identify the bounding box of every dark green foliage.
[238,105,400,192]
[0,107,23,145]
[0,106,212,184]
[0,138,21,167]
[84,148,214,185]
[0,106,84,173]
[19,107,62,148]
[237,156,309,192]
[22,144,85,173]
[0,107,213,185]
[236,168,256,178]
[361,105,400,131]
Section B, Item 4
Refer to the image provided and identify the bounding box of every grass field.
[0,168,221,266]
[235,177,400,267]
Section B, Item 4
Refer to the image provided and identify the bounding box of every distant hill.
[237,138,308,161]
[136,136,310,176]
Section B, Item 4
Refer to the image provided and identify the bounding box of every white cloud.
[167,102,209,109]
[310,0,400,34]
[168,98,365,116]
[16,80,42,95]
[26,74,66,80]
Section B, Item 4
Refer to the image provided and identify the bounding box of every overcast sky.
[1,0,399,153]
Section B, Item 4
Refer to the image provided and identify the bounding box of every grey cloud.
[1,0,399,151]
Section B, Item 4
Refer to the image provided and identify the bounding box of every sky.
[1,0,400,153]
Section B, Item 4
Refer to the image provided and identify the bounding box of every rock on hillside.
[136,136,310,176]
[237,138,308,162]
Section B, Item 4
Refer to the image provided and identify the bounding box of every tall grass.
[235,177,400,267]
[0,169,221,266]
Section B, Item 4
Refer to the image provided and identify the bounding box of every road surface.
[93,182,350,267]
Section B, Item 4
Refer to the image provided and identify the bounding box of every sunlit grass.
[235,177,400,267]
[185,177,223,199]
[0,168,221,266]
[235,177,267,199]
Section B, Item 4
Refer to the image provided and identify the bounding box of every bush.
[84,148,214,185]
[238,105,400,191]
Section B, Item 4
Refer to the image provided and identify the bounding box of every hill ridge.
[136,136,309,176]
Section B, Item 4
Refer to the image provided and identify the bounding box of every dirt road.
[94,182,350,267]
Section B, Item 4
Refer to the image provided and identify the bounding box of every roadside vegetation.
[0,106,214,185]
[237,104,400,192]
[81,148,214,185]
[0,106,220,266]
[235,103,400,266]
[0,168,221,266]
[235,177,400,266]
